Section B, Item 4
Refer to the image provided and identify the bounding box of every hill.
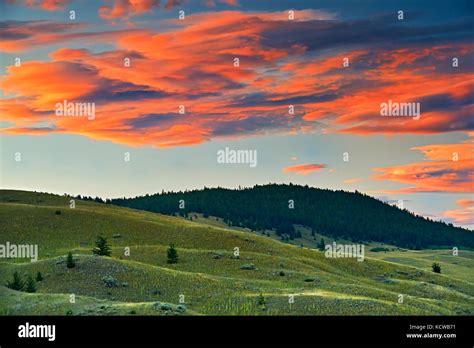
[0,190,473,316]
[109,184,474,249]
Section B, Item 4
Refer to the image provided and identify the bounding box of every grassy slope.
[0,190,473,315]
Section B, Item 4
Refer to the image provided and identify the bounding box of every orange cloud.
[1,10,473,150]
[7,0,71,10]
[344,178,363,184]
[373,141,474,194]
[442,199,474,225]
[283,164,326,175]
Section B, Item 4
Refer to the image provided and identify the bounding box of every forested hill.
[108,184,474,249]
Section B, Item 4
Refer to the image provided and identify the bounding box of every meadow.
[0,190,472,316]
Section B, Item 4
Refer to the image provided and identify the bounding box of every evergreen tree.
[66,252,76,268]
[36,271,43,282]
[318,238,326,251]
[6,271,24,291]
[24,275,37,293]
[257,293,266,309]
[167,244,179,264]
[93,236,111,256]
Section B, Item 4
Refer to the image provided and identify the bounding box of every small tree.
[257,293,266,310]
[93,236,111,256]
[318,238,326,251]
[6,271,24,291]
[66,252,76,268]
[36,271,43,282]
[432,262,441,274]
[24,275,37,293]
[167,244,178,264]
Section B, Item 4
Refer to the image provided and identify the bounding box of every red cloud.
[1,11,472,151]
[373,141,474,194]
[283,164,326,175]
[442,199,474,225]
[7,0,72,10]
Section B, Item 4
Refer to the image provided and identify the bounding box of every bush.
[176,304,187,313]
[432,262,441,274]
[6,271,24,291]
[167,244,178,264]
[66,252,76,268]
[279,271,285,276]
[93,236,111,256]
[55,210,61,215]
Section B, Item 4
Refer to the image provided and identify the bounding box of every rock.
[101,275,119,288]
[240,263,256,270]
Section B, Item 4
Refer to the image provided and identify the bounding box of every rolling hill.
[0,189,473,316]
[109,184,474,249]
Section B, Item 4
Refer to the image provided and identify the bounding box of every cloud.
[373,141,473,194]
[442,199,474,225]
[1,10,473,149]
[6,0,72,11]
[343,178,363,184]
[283,163,326,175]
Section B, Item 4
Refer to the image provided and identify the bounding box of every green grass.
[0,190,473,316]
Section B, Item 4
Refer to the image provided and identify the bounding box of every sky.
[0,0,473,229]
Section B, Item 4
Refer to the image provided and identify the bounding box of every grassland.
[0,190,473,316]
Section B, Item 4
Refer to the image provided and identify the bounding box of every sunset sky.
[0,0,473,228]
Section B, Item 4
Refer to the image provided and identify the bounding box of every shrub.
[176,304,187,313]
[167,244,178,264]
[279,271,285,276]
[432,262,441,274]
[93,236,111,256]
[66,252,76,268]
[55,210,61,215]
[6,271,24,291]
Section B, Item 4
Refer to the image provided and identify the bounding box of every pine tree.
[93,236,111,256]
[36,271,43,282]
[318,238,326,251]
[6,271,24,291]
[167,244,178,264]
[257,293,266,309]
[66,252,76,268]
[24,275,36,293]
